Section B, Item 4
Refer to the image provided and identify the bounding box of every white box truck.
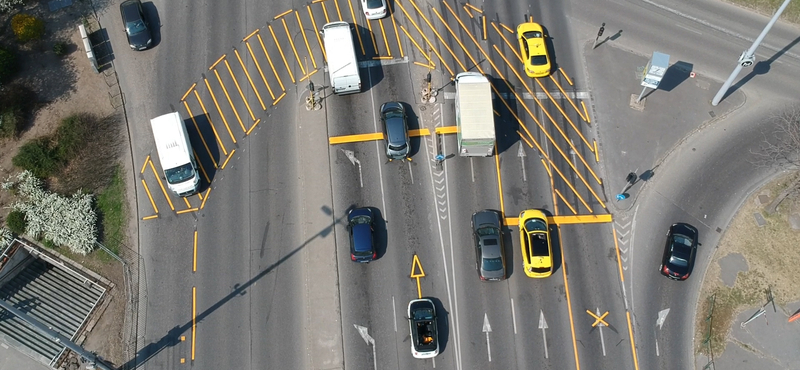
[322,21,361,95]
[150,112,200,197]
[454,72,495,157]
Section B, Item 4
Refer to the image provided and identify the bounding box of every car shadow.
[183,114,220,192]
[427,296,449,355]
[500,212,515,279]
[370,206,388,259]
[541,25,558,73]
[538,209,562,274]
[401,102,422,159]
[142,2,162,48]
[354,24,384,91]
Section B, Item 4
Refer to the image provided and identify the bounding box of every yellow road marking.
[233,47,267,110]
[142,214,158,220]
[193,230,198,272]
[612,228,624,283]
[517,130,532,147]
[181,83,196,101]
[273,91,286,105]
[465,3,482,13]
[274,9,292,20]
[224,59,256,121]
[582,101,591,124]
[413,61,435,68]
[334,0,343,20]
[627,311,641,370]
[409,128,430,137]
[389,5,403,57]
[534,78,592,147]
[148,159,175,211]
[503,214,611,226]
[282,18,306,75]
[462,5,473,19]
[299,68,319,82]
[308,5,327,62]
[593,140,599,163]
[212,68,246,133]
[200,187,211,210]
[586,309,609,327]
[140,155,150,174]
[321,0,330,23]
[554,189,577,215]
[245,39,276,100]
[269,24,296,83]
[193,90,229,155]
[221,149,236,170]
[203,76,238,144]
[491,22,522,62]
[559,67,573,85]
[192,287,196,360]
[435,126,457,134]
[193,151,210,184]
[482,16,487,40]
[398,0,462,73]
[141,179,158,214]
[500,22,514,33]
[347,0,366,55]
[400,26,433,65]
[296,11,317,69]
[365,17,379,56]
[246,118,262,135]
[257,33,286,92]
[430,5,481,72]
[379,19,391,57]
[209,54,225,70]
[410,254,426,299]
[549,75,587,122]
[183,196,191,208]
[243,29,259,42]
[329,132,385,144]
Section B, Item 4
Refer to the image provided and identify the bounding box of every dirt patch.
[0,1,128,367]
[695,172,800,357]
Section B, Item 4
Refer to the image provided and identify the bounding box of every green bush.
[6,209,26,235]
[0,83,37,138]
[12,137,59,178]
[11,14,45,43]
[0,109,23,138]
[53,41,68,57]
[54,114,90,161]
[0,46,18,83]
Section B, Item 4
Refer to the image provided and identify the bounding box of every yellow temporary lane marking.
[494,143,505,216]
[177,208,199,215]
[140,155,150,174]
[193,151,211,184]
[299,68,319,82]
[559,67,574,85]
[413,61,435,68]
[329,132,385,144]
[593,140,599,163]
[503,214,612,226]
[212,69,247,133]
[334,0,343,21]
[273,91,286,105]
[274,9,292,20]
[182,196,191,208]
[627,311,641,370]
[140,179,158,214]
[148,159,175,211]
[482,16,487,40]
[518,130,532,147]
[400,26,434,66]
[209,54,225,70]
[462,5,473,19]
[246,118,262,135]
[223,59,256,121]
[308,5,327,62]
[269,24,296,83]
[409,128,430,137]
[365,16,379,56]
[582,101,591,124]
[398,0,461,73]
[430,5,482,73]
[244,39,275,100]
[534,78,591,147]
[435,126,458,134]
[256,33,286,92]
[142,214,158,221]
[321,0,331,23]
[193,230,198,272]
[296,11,317,69]
[193,90,229,154]
[500,22,514,33]
[282,18,306,75]
[233,47,266,111]
[492,22,522,63]
[181,83,196,102]
[378,19,391,57]
[555,189,577,215]
[389,5,403,57]
[347,0,366,56]
[612,228,624,283]
[465,3,482,13]
[221,149,236,170]
[586,309,609,327]
[192,286,197,360]
[410,254,426,299]
[549,75,587,122]
[202,76,238,144]
[200,187,211,210]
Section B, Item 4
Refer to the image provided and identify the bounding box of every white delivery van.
[322,21,361,95]
[454,72,495,156]
[150,112,200,197]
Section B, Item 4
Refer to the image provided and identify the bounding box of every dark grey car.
[380,102,409,160]
[471,210,506,281]
[120,0,152,50]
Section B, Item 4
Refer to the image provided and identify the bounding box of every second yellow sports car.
[519,209,553,278]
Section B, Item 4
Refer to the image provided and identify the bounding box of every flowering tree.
[0,0,24,13]
[4,171,97,254]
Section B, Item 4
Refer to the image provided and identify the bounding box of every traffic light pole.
[711,0,792,106]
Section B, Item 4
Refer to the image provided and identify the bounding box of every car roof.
[351,223,373,252]
[385,116,406,145]
[120,0,141,19]
[472,210,500,228]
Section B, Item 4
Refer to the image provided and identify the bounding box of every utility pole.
[0,299,113,370]
[711,0,792,106]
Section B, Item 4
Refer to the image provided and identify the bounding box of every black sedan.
[120,0,152,50]
[659,223,698,280]
[471,210,506,281]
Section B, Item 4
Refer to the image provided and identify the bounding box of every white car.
[408,299,439,359]
[361,0,387,20]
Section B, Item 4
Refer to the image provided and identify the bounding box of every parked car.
[120,0,152,50]
[361,0,388,20]
[380,102,410,161]
[408,298,439,359]
[519,209,553,278]
[347,207,376,262]
[516,22,551,78]
[659,223,698,280]
[471,210,506,281]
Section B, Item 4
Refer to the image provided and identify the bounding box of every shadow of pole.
[724,34,800,100]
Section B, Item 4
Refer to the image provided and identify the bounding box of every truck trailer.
[454,72,495,157]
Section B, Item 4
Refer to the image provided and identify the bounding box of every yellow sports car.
[519,209,553,278]
[516,22,551,78]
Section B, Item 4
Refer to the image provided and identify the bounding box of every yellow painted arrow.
[410,254,426,299]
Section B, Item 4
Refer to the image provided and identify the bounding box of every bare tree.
[753,104,800,214]
[0,0,24,13]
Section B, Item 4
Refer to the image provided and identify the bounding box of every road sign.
[641,51,670,89]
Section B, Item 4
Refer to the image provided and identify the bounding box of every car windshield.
[530,55,548,66]
[523,31,542,39]
[525,219,547,231]
[673,234,693,246]
[350,215,371,225]
[164,163,195,184]
[482,257,503,271]
[413,308,434,320]
[126,19,147,35]
[476,226,499,236]
[366,0,383,9]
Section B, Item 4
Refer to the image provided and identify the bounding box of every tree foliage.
[5,209,26,235]
[0,45,18,83]
[11,13,45,43]
[4,170,97,254]
[0,0,24,13]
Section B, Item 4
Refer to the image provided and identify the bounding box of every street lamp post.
[711,0,792,106]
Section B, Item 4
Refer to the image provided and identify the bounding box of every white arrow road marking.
[340,149,363,187]
[655,308,670,356]
[595,308,607,356]
[511,298,518,334]
[518,144,527,182]
[354,324,377,370]
[483,313,492,362]
[538,310,549,359]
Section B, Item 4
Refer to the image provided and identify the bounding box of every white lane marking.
[655,327,660,357]
[407,159,414,184]
[470,157,475,182]
[538,310,549,359]
[367,65,388,216]
[392,296,397,332]
[596,308,607,356]
[510,298,518,334]
[674,23,702,35]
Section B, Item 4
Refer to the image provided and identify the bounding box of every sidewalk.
[581,42,745,212]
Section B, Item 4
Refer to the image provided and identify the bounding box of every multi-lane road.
[103,0,800,369]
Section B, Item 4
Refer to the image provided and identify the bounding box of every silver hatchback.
[380,102,409,160]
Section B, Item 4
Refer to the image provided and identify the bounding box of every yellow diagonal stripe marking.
[329,132,385,144]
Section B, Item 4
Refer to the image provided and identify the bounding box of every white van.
[322,21,361,95]
[150,112,200,197]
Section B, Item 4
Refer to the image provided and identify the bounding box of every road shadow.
[119,204,347,369]
[499,211,515,279]
[491,77,520,155]
[370,206,388,259]
[401,102,422,159]
[182,114,220,192]
[428,296,449,355]
[657,61,693,92]
[142,1,162,48]
[724,35,800,100]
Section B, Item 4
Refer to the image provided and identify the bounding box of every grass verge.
[728,0,800,23]
[95,165,126,257]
